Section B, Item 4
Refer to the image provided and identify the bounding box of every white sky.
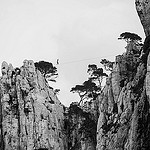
[0,0,145,106]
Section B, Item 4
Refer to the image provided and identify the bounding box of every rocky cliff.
[96,41,150,150]
[0,59,99,150]
[0,60,67,150]
[1,1,150,150]
[65,39,150,150]
[96,1,150,149]
[1,44,149,150]
[135,0,150,36]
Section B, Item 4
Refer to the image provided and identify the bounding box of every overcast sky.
[0,0,145,106]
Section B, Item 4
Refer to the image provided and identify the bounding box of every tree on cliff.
[87,64,108,88]
[71,64,108,105]
[70,79,99,105]
[34,61,58,82]
[118,32,142,43]
[100,59,114,71]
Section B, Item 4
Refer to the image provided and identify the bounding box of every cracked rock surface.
[0,60,67,150]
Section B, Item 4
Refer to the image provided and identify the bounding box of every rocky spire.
[0,60,67,150]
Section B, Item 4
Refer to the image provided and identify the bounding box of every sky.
[0,0,145,106]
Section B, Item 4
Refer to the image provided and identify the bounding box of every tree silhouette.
[100,59,114,71]
[83,79,100,100]
[70,84,87,104]
[71,64,108,105]
[118,32,142,43]
[87,64,108,88]
[70,79,99,105]
[34,61,58,82]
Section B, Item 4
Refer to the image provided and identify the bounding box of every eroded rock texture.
[0,60,67,150]
[96,1,150,148]
[96,39,150,150]
[135,0,150,36]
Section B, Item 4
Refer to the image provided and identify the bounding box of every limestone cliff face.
[135,0,150,36]
[0,60,67,150]
[96,40,150,149]
[96,1,150,148]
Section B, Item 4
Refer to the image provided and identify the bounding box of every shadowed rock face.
[0,60,99,150]
[1,2,150,150]
[96,41,150,150]
[96,2,150,149]
[0,60,67,150]
[64,101,99,150]
[135,0,150,36]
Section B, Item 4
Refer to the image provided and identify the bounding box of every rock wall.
[0,60,67,150]
[1,2,150,150]
[135,0,150,36]
[64,100,99,150]
[96,39,150,149]
[96,1,150,148]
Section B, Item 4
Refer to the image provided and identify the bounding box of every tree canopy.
[70,79,100,105]
[100,59,114,71]
[34,61,58,82]
[71,64,108,105]
[118,32,142,43]
[87,64,108,87]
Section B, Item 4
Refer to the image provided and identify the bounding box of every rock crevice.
[0,60,66,150]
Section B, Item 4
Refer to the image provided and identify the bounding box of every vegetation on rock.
[71,64,108,105]
[87,64,108,87]
[118,32,142,43]
[35,61,58,82]
[100,59,114,71]
[70,79,100,105]
[65,102,97,150]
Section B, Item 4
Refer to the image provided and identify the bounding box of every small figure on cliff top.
[56,59,59,65]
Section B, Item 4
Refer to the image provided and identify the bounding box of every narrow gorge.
[1,0,150,150]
